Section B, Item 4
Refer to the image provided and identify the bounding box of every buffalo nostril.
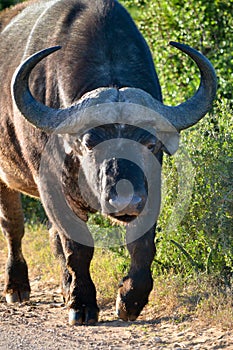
[109,195,144,214]
[131,195,143,207]
[109,196,132,211]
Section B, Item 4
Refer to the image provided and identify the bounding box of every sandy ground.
[0,244,232,349]
[0,277,232,350]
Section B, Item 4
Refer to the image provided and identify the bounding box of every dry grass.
[147,273,233,329]
[196,286,233,329]
[22,224,60,283]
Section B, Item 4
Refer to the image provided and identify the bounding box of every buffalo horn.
[159,42,217,131]
[11,46,74,133]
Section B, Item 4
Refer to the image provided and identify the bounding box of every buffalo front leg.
[0,182,30,303]
[50,227,99,325]
[116,226,156,321]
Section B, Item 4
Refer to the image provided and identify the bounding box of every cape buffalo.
[0,0,217,324]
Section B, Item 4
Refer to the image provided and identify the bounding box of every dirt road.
[0,284,232,350]
[0,238,232,350]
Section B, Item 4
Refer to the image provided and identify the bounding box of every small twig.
[170,239,202,272]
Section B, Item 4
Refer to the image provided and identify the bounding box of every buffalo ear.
[63,139,73,155]
[157,131,180,156]
[161,144,174,156]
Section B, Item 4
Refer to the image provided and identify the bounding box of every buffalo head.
[11,42,217,227]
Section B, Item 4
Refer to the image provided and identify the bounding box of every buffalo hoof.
[115,292,139,322]
[69,306,99,325]
[115,276,152,322]
[5,290,30,303]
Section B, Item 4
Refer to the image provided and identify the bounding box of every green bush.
[22,195,47,226]
[156,103,233,279]
[0,0,23,11]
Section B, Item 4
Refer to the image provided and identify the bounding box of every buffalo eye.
[147,143,156,152]
[146,140,163,153]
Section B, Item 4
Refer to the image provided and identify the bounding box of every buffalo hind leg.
[49,227,99,325]
[0,182,30,303]
[116,226,156,321]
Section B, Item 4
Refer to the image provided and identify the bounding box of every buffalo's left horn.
[159,42,217,131]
